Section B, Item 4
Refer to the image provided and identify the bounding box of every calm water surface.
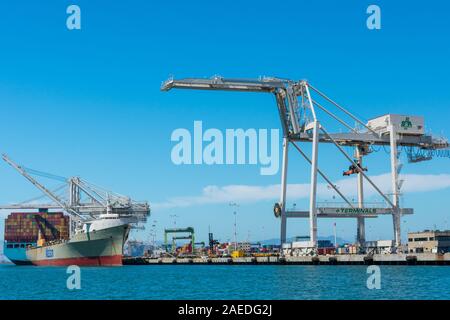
[0,264,449,300]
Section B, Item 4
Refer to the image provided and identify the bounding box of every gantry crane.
[162,76,449,252]
[0,154,150,230]
[164,227,195,252]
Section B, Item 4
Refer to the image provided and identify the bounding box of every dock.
[123,253,450,266]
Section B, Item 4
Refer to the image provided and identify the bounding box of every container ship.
[1,154,150,267]
[4,210,132,266]
[26,214,131,266]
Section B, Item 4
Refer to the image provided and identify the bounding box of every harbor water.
[0,264,449,300]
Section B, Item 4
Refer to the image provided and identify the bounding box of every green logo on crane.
[401,117,413,130]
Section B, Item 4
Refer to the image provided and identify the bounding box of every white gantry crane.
[0,154,150,231]
[162,76,449,252]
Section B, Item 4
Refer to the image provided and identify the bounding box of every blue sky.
[0,1,450,249]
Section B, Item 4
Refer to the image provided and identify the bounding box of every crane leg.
[280,137,289,245]
[356,147,366,250]
[309,121,319,248]
[390,126,402,250]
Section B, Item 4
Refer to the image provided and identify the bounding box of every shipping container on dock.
[3,210,70,265]
[318,248,335,255]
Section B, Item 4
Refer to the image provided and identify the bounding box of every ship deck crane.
[162,76,449,252]
[0,154,150,228]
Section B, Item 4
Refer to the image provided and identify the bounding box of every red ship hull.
[31,254,123,267]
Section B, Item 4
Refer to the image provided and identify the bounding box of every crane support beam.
[287,207,413,218]
[308,84,379,136]
[390,125,402,249]
[172,236,193,240]
[356,146,366,248]
[279,137,289,244]
[308,120,320,247]
[292,132,446,148]
[0,204,63,210]
[286,211,378,219]
[71,178,106,207]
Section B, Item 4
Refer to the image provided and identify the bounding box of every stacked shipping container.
[4,211,70,242]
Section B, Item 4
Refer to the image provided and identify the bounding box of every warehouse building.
[408,230,450,254]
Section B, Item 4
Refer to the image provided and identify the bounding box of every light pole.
[229,203,239,251]
[333,222,337,248]
[151,220,157,249]
[170,214,178,228]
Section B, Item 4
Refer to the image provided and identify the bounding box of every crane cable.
[371,144,450,160]
[16,183,68,205]
[22,167,68,182]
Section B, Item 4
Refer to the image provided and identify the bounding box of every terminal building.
[408,230,450,254]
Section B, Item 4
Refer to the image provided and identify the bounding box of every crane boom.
[1,154,85,219]
[162,76,286,93]
[162,76,449,150]
[162,76,305,136]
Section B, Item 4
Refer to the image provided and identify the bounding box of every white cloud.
[152,173,450,210]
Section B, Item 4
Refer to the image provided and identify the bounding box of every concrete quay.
[123,253,450,266]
